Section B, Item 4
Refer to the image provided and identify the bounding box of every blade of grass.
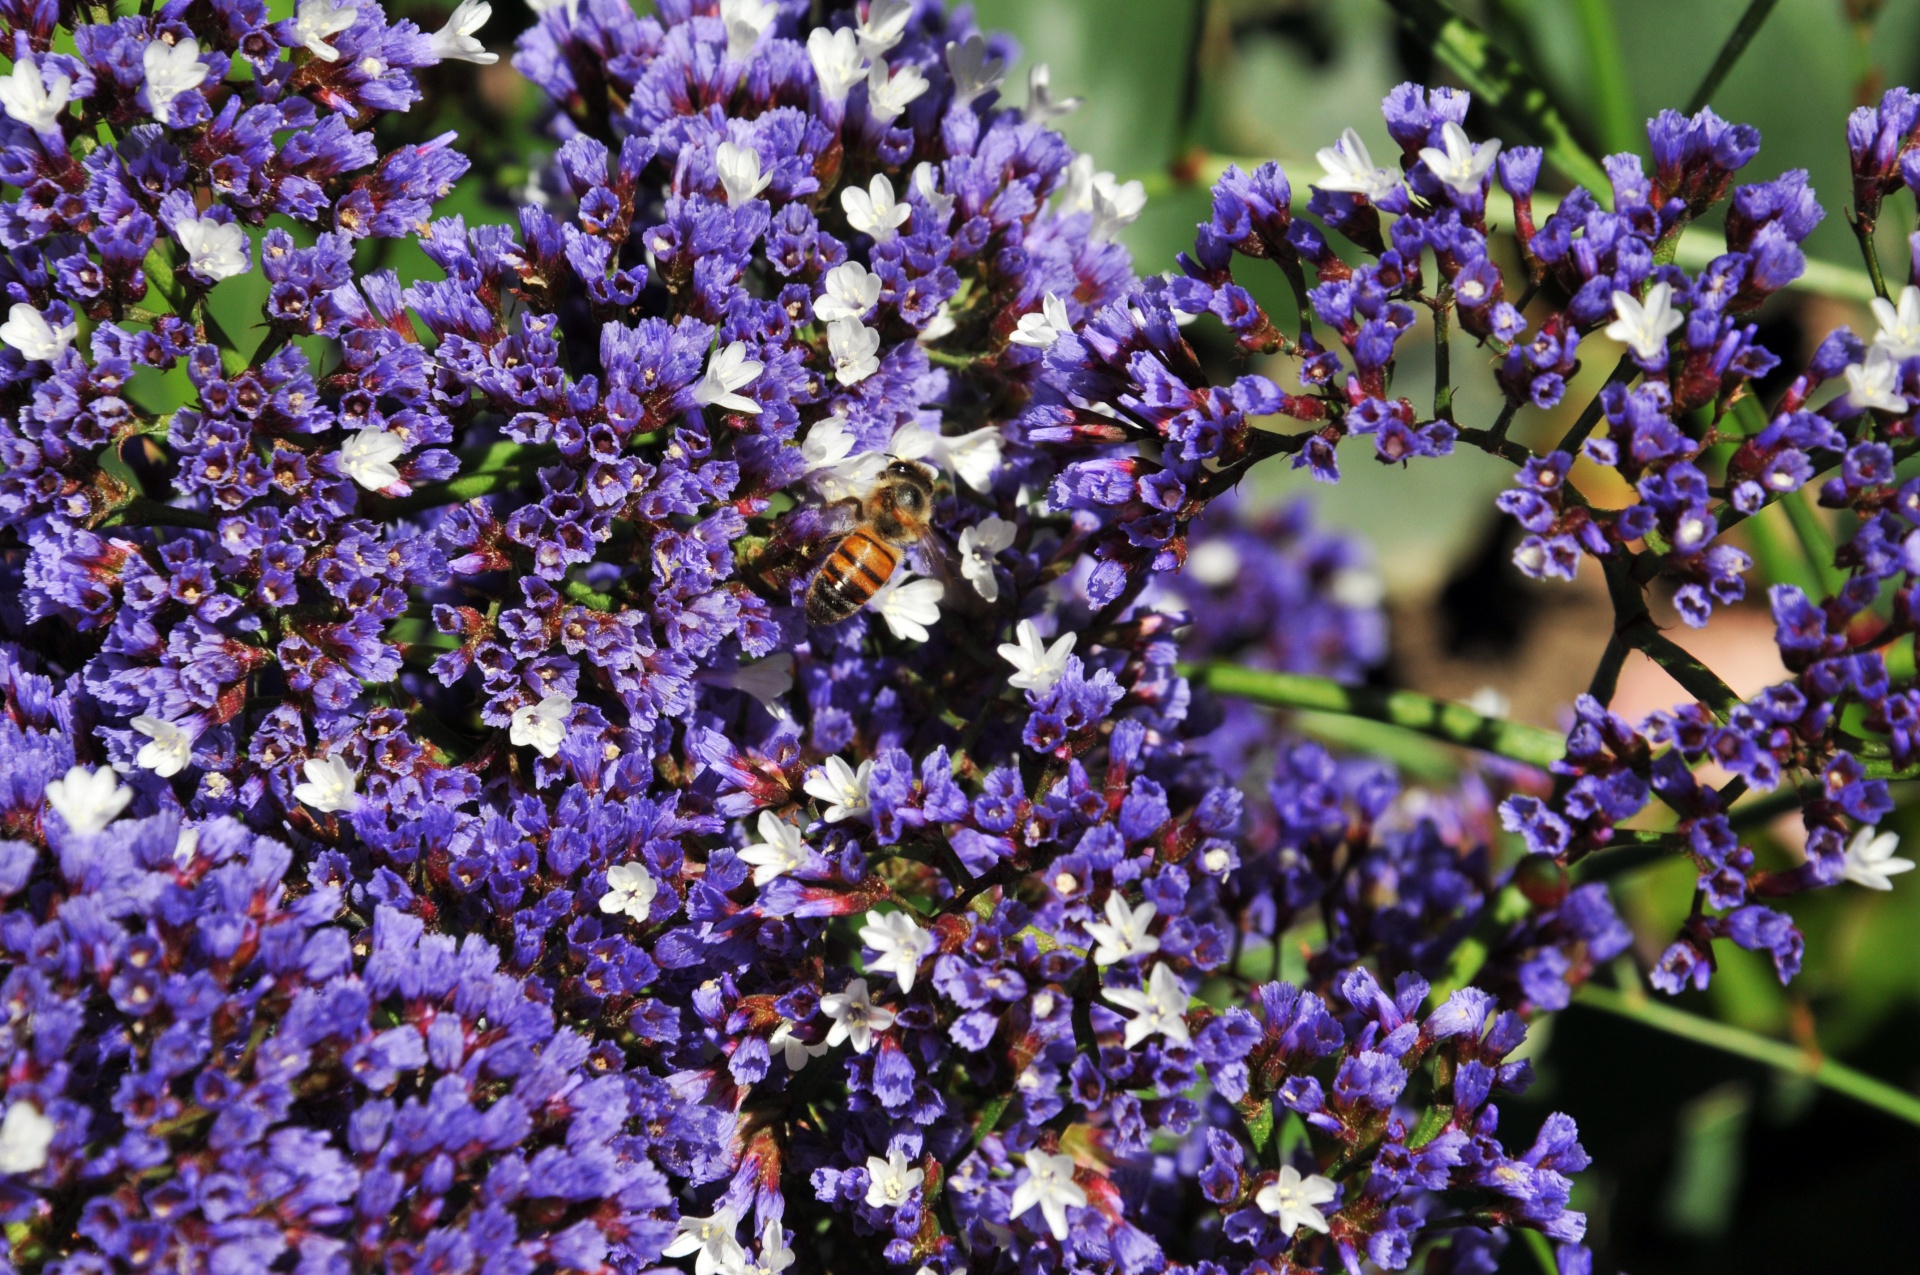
[1687,0,1783,113]
[1572,0,1638,156]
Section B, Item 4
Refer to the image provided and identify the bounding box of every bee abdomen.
[805,531,897,625]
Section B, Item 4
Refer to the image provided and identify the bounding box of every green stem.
[1553,354,1636,456]
[1853,212,1893,303]
[1779,488,1844,598]
[925,348,984,370]
[1687,0,1782,112]
[1431,289,1454,422]
[1571,0,1637,156]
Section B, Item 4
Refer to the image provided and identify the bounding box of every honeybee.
[805,458,942,625]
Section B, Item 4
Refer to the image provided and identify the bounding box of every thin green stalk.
[1687,0,1783,113]
[1521,1230,1559,1275]
[1432,289,1454,422]
[1572,0,1637,156]
[1779,488,1844,599]
[1579,983,1920,1128]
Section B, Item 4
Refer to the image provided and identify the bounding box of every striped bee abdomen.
[805,529,899,624]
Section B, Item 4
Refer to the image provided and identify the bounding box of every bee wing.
[913,525,987,619]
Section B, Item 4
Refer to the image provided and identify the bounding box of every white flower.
[131,716,195,778]
[842,173,911,243]
[1089,173,1146,242]
[859,909,934,992]
[826,317,882,385]
[957,515,1015,601]
[855,0,912,57]
[918,301,956,344]
[143,37,208,122]
[294,0,359,61]
[662,1206,746,1275]
[1418,120,1501,195]
[945,34,1005,108]
[0,1102,55,1175]
[802,416,889,499]
[739,811,808,885]
[807,27,867,104]
[715,140,772,206]
[692,340,764,414]
[1009,293,1071,349]
[428,0,497,63]
[1101,962,1191,1048]
[720,0,779,62]
[293,755,360,814]
[719,654,793,712]
[1254,1164,1338,1237]
[997,619,1076,693]
[0,304,76,362]
[1082,893,1160,967]
[769,1020,829,1071]
[175,215,250,283]
[1872,284,1920,360]
[813,261,882,324]
[1185,539,1240,587]
[890,422,1001,492]
[805,755,873,823]
[1008,1149,1086,1242]
[742,1220,796,1275]
[874,574,943,642]
[865,1147,925,1210]
[0,60,72,134]
[1315,127,1399,201]
[866,58,928,122]
[173,825,199,867]
[1845,346,1908,413]
[340,425,406,491]
[819,975,894,1052]
[508,692,572,757]
[1604,282,1684,364]
[44,765,131,835]
[599,860,658,921]
[1842,826,1916,890]
[909,160,955,228]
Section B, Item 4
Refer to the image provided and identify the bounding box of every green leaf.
[1572,0,1638,156]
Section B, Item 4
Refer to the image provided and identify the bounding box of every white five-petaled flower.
[428,0,498,64]
[813,261,882,324]
[873,574,944,642]
[1842,826,1916,890]
[293,755,360,814]
[945,33,1005,108]
[1101,962,1191,1048]
[1605,282,1684,364]
[859,909,935,992]
[0,60,72,134]
[742,1219,796,1275]
[0,304,76,362]
[1845,346,1908,413]
[294,0,360,61]
[855,0,912,57]
[340,425,406,491]
[0,1101,55,1175]
[131,716,195,778]
[1872,284,1920,360]
[715,140,772,206]
[508,692,572,757]
[1008,1149,1087,1242]
[1254,1164,1338,1237]
[599,860,658,921]
[739,810,808,886]
[888,421,1003,493]
[769,1020,830,1071]
[1023,62,1082,124]
[826,317,882,385]
[1089,173,1146,242]
[174,215,250,283]
[1082,893,1160,967]
[1314,127,1400,202]
[801,416,889,499]
[692,340,764,414]
[718,653,793,713]
[997,619,1076,693]
[1009,293,1072,349]
[806,27,867,104]
[44,765,132,835]
[957,515,1016,601]
[910,160,955,228]
[662,1206,746,1275]
[864,1147,925,1209]
[1418,120,1501,195]
[842,173,912,242]
[143,37,208,122]
[720,0,779,62]
[865,58,928,123]
[805,755,873,823]
[819,976,894,1053]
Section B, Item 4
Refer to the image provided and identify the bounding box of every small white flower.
[855,0,912,57]
[1604,282,1684,364]
[720,0,779,62]
[743,1219,796,1275]
[874,574,943,643]
[143,37,209,122]
[997,619,1076,693]
[769,1020,830,1071]
[508,692,572,758]
[819,975,894,1052]
[945,33,1004,108]
[131,716,195,778]
[802,416,889,499]
[1872,285,1920,360]
[1842,826,1916,890]
[428,0,497,63]
[807,27,868,105]
[1101,962,1191,1048]
[1255,1164,1339,1237]
[715,140,772,206]
[0,60,72,134]
[340,425,406,491]
[294,0,359,61]
[720,654,793,712]
[692,340,764,414]
[1418,120,1501,195]
[1089,173,1146,242]
[918,301,956,344]
[826,317,882,385]
[841,173,911,242]
[599,860,658,921]
[44,765,131,835]
[1008,1149,1086,1242]
[859,909,934,992]
[866,58,928,122]
[293,755,359,814]
[813,261,882,324]
[1082,893,1160,967]
[865,1146,925,1208]
[957,515,1015,601]
[1023,61,1082,123]
[935,426,1004,492]
[739,811,808,886]
[1845,346,1908,413]
[805,755,873,823]
[0,304,76,362]
[662,1206,746,1275]
[1314,128,1399,202]
[1008,293,1072,349]
[909,160,955,228]
[173,825,199,867]
[175,215,250,283]
[0,1101,55,1175]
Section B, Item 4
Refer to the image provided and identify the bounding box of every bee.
[805,458,942,625]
